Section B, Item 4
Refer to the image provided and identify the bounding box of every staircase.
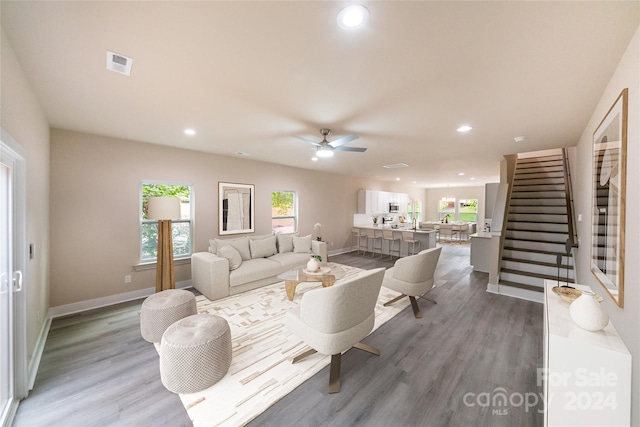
[499,153,574,301]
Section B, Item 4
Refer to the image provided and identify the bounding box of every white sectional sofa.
[191,233,328,301]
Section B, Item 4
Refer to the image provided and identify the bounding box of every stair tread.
[504,237,567,245]
[498,280,544,293]
[503,246,572,257]
[506,228,568,234]
[502,257,574,269]
[501,268,575,282]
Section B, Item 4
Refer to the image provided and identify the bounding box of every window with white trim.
[271,190,297,234]
[140,182,193,263]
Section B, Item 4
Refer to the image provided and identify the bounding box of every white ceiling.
[2,1,638,187]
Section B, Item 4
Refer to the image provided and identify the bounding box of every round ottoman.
[160,314,232,394]
[140,289,197,343]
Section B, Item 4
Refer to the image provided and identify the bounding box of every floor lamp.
[147,196,181,293]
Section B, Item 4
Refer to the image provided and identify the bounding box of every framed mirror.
[590,88,627,308]
[219,182,254,235]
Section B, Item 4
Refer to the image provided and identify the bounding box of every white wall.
[573,26,639,425]
[0,30,51,371]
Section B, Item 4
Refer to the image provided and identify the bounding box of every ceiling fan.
[295,128,366,158]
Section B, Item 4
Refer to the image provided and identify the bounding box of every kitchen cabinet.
[357,189,410,214]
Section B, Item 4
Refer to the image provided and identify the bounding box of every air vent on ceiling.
[106,50,133,76]
[383,163,409,169]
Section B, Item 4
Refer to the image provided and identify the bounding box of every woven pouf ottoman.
[140,289,197,343]
[160,314,232,394]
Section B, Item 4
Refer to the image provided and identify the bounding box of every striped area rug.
[176,263,409,426]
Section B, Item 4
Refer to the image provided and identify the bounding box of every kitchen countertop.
[353,224,436,234]
[470,231,492,238]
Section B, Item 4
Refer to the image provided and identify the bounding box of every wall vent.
[106,50,133,76]
[383,163,409,169]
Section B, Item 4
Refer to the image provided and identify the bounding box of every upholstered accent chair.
[285,268,385,393]
[382,247,442,318]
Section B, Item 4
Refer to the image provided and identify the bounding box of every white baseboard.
[486,281,543,304]
[328,247,355,257]
[28,316,52,390]
[48,280,192,319]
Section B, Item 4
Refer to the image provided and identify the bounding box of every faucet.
[412,218,417,230]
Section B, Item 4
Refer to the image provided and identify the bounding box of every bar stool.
[370,229,384,258]
[351,227,365,254]
[382,230,401,260]
[354,227,371,255]
[402,231,421,256]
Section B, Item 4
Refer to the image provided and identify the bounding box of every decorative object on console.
[219,182,254,235]
[147,196,181,292]
[569,290,609,331]
[590,88,627,308]
[313,223,322,241]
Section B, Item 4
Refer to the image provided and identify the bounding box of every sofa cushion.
[268,252,311,270]
[276,233,297,253]
[229,258,283,287]
[249,235,277,259]
[293,234,312,253]
[217,245,243,270]
[215,237,251,261]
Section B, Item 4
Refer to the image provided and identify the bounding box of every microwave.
[389,203,399,213]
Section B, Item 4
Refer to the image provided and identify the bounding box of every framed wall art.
[219,182,254,235]
[591,88,627,307]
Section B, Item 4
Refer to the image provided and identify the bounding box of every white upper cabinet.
[357,189,410,214]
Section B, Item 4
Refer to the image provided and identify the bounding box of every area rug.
[157,263,409,426]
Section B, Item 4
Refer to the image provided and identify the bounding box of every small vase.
[569,290,609,331]
[306,258,320,272]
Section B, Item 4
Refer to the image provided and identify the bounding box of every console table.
[543,280,631,426]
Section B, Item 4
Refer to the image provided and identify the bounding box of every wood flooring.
[13,244,543,427]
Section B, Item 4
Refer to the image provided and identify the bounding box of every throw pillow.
[249,235,277,259]
[215,237,251,261]
[217,245,243,270]
[292,234,312,253]
[209,239,217,254]
[277,233,298,253]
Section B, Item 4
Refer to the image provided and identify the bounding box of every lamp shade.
[147,196,181,220]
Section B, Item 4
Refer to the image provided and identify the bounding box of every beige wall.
[573,26,639,424]
[424,186,486,226]
[49,129,422,307]
[1,30,51,367]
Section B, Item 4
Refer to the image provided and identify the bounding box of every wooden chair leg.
[409,296,422,318]
[383,293,406,307]
[329,354,341,393]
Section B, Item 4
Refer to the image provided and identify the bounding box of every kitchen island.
[353,225,437,257]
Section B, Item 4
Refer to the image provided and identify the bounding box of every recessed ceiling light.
[413,181,417,184]
[184,128,196,136]
[458,172,465,176]
[457,125,473,133]
[470,177,476,181]
[337,5,369,30]
[395,177,401,181]
[311,157,318,162]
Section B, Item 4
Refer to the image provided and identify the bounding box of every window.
[140,183,193,263]
[272,190,297,234]
[459,199,478,222]
[438,197,455,221]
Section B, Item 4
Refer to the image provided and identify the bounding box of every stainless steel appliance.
[389,202,399,213]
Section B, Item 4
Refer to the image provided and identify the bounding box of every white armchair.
[285,268,385,393]
[382,247,442,318]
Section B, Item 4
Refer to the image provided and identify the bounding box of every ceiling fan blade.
[334,146,367,152]
[329,133,359,148]
[294,135,321,147]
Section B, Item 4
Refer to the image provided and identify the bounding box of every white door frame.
[1,129,28,426]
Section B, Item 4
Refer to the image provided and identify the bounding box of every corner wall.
[573,26,639,424]
[1,30,51,371]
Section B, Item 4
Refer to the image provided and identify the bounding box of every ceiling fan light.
[337,5,369,30]
[316,147,334,158]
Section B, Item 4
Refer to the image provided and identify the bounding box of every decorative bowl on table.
[552,286,603,304]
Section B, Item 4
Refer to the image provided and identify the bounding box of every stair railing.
[495,154,518,281]
[562,148,579,247]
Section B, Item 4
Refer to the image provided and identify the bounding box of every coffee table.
[278,268,336,301]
